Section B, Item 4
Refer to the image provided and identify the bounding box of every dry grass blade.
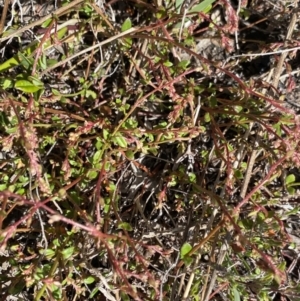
[271,6,298,90]
[202,241,228,301]
[40,26,138,76]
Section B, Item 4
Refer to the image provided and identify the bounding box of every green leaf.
[52,88,61,96]
[60,246,75,260]
[188,172,196,183]
[47,58,60,67]
[121,18,132,32]
[180,243,192,258]
[175,0,185,12]
[92,150,102,164]
[234,105,243,113]
[39,54,47,69]
[163,61,173,67]
[124,117,138,129]
[156,7,167,19]
[122,38,132,48]
[39,248,56,260]
[28,75,44,87]
[234,170,243,179]
[0,184,7,191]
[183,256,193,266]
[113,135,127,148]
[84,276,95,284]
[103,128,109,140]
[117,222,133,231]
[89,287,99,298]
[0,78,13,89]
[287,207,300,215]
[41,18,53,28]
[233,287,241,301]
[34,264,51,280]
[125,150,135,159]
[0,26,68,73]
[189,0,215,13]
[85,89,97,99]
[0,51,30,73]
[204,113,210,122]
[287,186,295,195]
[34,87,44,102]
[15,79,44,93]
[178,60,190,69]
[18,51,32,70]
[285,174,295,185]
[87,170,98,180]
[148,147,158,156]
[49,283,62,299]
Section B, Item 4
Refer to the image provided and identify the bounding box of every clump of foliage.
[0,0,300,300]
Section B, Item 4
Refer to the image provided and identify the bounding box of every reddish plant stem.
[31,18,57,75]
[233,153,291,215]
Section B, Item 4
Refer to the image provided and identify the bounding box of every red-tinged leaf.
[219,0,239,34]
[231,242,245,253]
[221,34,234,53]
[240,0,248,8]
[286,76,296,93]
[38,177,51,195]
[15,79,44,93]
[62,159,71,181]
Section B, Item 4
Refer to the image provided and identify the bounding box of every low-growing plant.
[0,0,300,300]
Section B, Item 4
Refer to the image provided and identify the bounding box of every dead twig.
[31,18,58,75]
[0,0,10,36]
